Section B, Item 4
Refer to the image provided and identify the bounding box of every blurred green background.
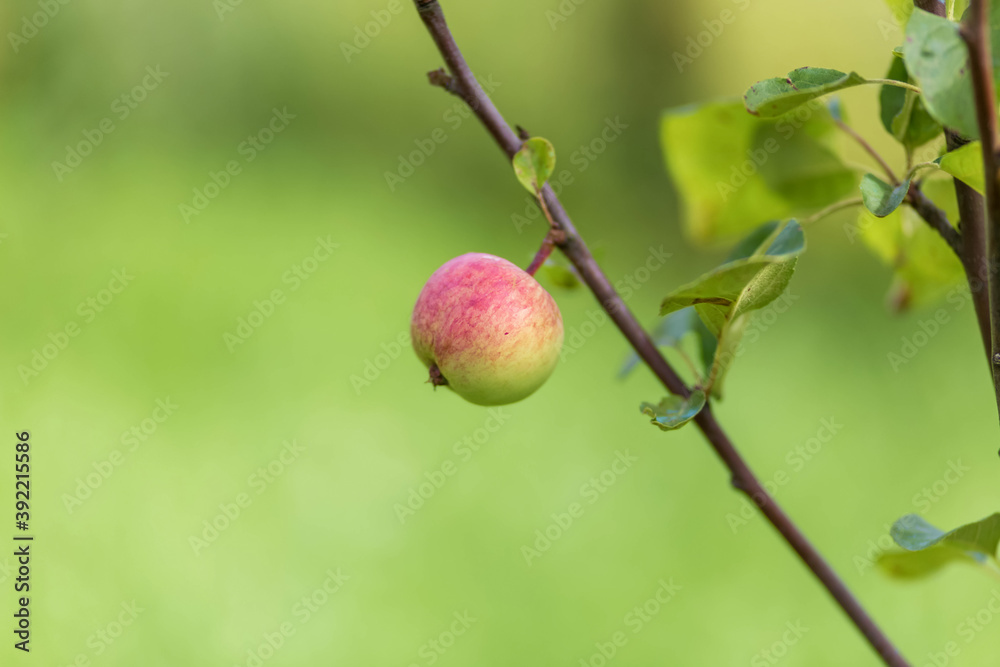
[1,0,998,665]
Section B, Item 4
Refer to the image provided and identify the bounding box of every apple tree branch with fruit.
[403,0,1000,665]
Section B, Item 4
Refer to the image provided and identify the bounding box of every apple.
[411,253,564,406]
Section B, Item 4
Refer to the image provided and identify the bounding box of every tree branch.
[906,186,963,255]
[918,0,995,370]
[408,2,910,665]
[961,0,1000,420]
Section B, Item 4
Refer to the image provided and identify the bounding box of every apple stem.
[525,188,565,276]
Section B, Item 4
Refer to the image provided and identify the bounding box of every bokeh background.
[1,0,998,665]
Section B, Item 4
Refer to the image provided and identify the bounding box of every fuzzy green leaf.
[879,513,1000,579]
[512,137,556,194]
[879,57,942,149]
[860,174,912,217]
[659,221,804,338]
[939,141,985,194]
[892,513,1000,555]
[640,390,706,431]
[902,9,978,139]
[743,68,867,118]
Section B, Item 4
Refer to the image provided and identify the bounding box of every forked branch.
[407,1,910,664]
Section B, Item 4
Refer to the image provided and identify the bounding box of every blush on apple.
[411,253,564,406]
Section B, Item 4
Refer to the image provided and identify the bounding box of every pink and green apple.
[411,253,564,406]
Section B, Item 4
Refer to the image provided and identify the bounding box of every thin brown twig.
[834,118,899,184]
[525,194,564,276]
[918,0,995,371]
[906,187,963,256]
[408,1,911,665]
[961,0,1000,421]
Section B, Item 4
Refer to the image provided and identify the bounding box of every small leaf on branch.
[891,513,1000,555]
[640,390,706,431]
[902,9,978,139]
[883,0,913,27]
[658,221,804,398]
[512,137,556,194]
[879,513,1000,579]
[939,141,986,194]
[860,174,911,217]
[658,221,805,338]
[743,68,868,118]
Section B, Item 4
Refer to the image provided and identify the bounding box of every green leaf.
[744,68,867,118]
[706,313,747,400]
[879,513,1000,579]
[892,513,1000,555]
[659,221,805,338]
[939,140,985,194]
[640,390,706,431]
[856,178,963,309]
[512,137,556,194]
[860,174,912,217]
[902,9,978,139]
[658,221,804,398]
[883,0,914,26]
[661,101,856,243]
[879,57,942,149]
